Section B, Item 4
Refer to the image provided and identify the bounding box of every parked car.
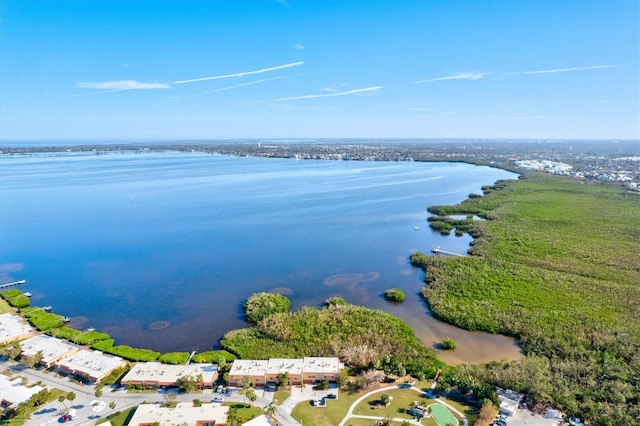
[60,414,73,423]
[326,393,337,399]
[212,397,225,403]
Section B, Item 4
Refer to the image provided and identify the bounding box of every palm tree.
[380,393,391,406]
[67,391,76,407]
[266,403,277,419]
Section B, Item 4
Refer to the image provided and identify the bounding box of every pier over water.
[432,247,467,257]
[0,280,26,289]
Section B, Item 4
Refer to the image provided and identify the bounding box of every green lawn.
[273,389,290,405]
[352,388,428,420]
[291,388,363,426]
[0,297,14,314]
[292,385,474,426]
[226,402,263,423]
[95,407,136,426]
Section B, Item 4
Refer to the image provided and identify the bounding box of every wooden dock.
[0,279,26,289]
[431,247,467,257]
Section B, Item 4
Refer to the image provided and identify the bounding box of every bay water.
[0,151,521,364]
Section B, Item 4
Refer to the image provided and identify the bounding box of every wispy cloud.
[276,86,383,101]
[413,65,617,85]
[502,65,618,75]
[321,83,350,93]
[292,43,305,50]
[170,76,286,100]
[413,72,487,84]
[402,106,430,111]
[76,80,170,90]
[172,62,304,84]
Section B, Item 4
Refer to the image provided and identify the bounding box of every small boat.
[86,327,95,332]
[23,292,32,297]
[413,226,420,230]
[62,316,70,323]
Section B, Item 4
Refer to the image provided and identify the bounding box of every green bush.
[74,331,111,345]
[104,346,160,362]
[383,288,406,303]
[243,292,291,324]
[191,350,236,364]
[91,339,115,351]
[323,296,348,307]
[158,352,190,364]
[0,290,31,309]
[440,338,456,350]
[23,310,64,331]
[222,303,442,377]
[48,327,82,340]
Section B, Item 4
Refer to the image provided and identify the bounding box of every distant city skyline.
[1,0,638,140]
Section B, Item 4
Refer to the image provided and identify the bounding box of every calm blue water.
[0,151,516,353]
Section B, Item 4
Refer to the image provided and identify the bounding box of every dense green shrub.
[243,292,291,324]
[22,309,64,331]
[0,290,30,308]
[191,350,236,364]
[323,296,348,307]
[91,339,115,351]
[222,303,442,377]
[48,327,82,340]
[383,288,406,303]
[440,338,456,350]
[158,352,190,364]
[101,345,160,362]
[74,331,111,345]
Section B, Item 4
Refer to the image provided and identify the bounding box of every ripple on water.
[147,320,171,331]
[323,272,380,286]
[269,287,294,295]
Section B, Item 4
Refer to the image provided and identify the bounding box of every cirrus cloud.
[413,72,488,84]
[276,86,383,101]
[76,80,170,90]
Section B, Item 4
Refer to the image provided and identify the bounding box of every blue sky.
[1,0,638,140]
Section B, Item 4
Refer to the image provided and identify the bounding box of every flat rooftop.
[122,362,218,384]
[56,349,126,379]
[20,335,78,365]
[0,313,33,344]
[303,357,343,373]
[266,358,303,375]
[128,402,228,426]
[229,359,269,377]
[0,375,44,406]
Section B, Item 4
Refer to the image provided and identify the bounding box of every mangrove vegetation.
[412,172,640,425]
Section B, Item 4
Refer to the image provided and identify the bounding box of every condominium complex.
[228,357,343,387]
